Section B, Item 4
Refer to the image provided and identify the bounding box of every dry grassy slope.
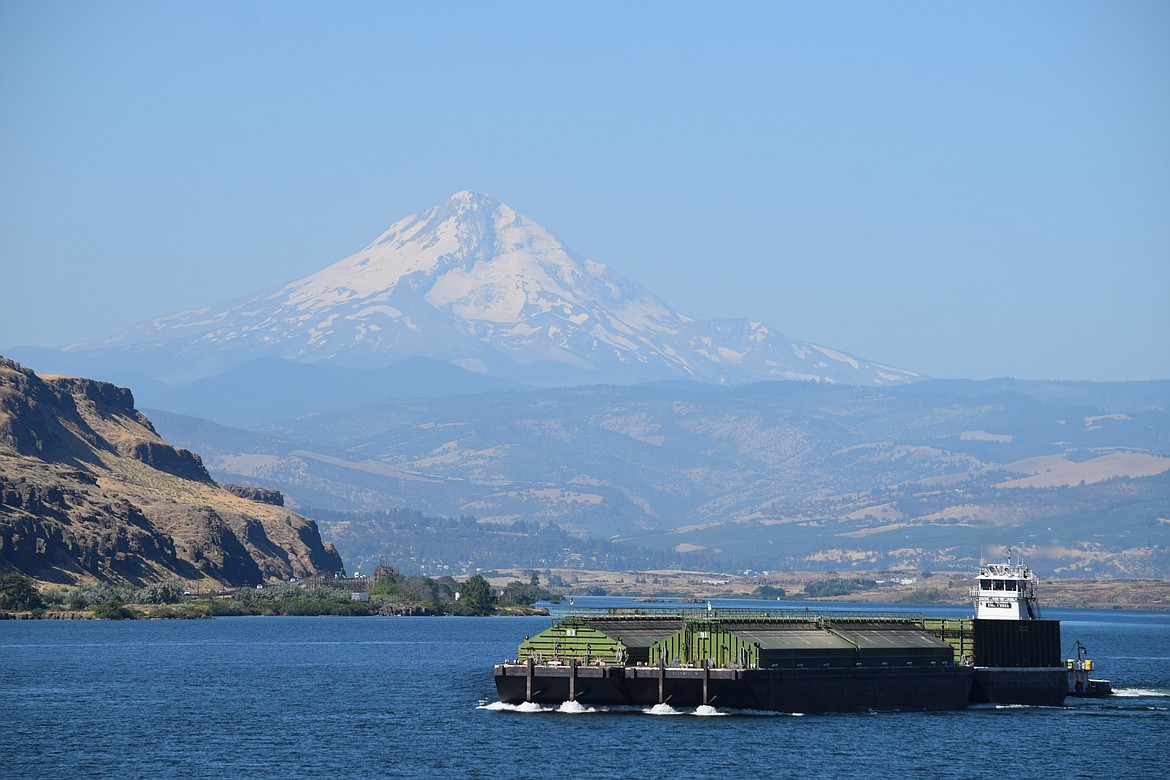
[497,568,1170,610]
[0,357,344,586]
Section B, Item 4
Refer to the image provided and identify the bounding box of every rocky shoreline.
[1,611,93,620]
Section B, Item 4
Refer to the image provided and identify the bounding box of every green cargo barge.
[493,556,1089,712]
[495,608,980,712]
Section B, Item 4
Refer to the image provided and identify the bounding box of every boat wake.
[1113,687,1170,698]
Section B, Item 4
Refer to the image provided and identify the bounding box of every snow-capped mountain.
[69,191,919,386]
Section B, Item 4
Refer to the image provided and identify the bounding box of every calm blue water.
[2,602,1168,779]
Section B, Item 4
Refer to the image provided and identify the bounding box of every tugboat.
[965,549,1068,706]
[1066,640,1114,697]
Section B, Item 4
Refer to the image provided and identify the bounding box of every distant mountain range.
[8,191,918,401]
[150,377,1170,578]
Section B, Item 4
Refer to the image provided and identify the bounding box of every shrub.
[131,582,185,604]
[67,584,135,609]
[147,604,211,619]
[91,601,137,620]
[40,588,69,607]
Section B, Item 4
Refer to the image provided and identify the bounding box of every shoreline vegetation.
[505,567,1170,612]
[3,566,1169,621]
[0,567,554,621]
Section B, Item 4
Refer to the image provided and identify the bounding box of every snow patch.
[350,305,403,319]
[812,345,860,369]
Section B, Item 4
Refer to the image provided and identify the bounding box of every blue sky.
[1,1,1167,381]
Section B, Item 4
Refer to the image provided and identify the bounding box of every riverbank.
[9,568,1168,620]
[483,568,1170,611]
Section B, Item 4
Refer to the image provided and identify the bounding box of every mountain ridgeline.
[8,191,917,398]
[153,377,1170,578]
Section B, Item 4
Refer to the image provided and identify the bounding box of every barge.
[493,554,1109,713]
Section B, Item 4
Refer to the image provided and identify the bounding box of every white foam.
[557,700,601,714]
[1114,687,1170,698]
[644,703,683,716]
[478,700,548,713]
[693,705,725,717]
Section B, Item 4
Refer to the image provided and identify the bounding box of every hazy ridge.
[151,377,1170,578]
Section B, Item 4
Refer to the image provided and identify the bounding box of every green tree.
[754,585,786,599]
[399,575,440,605]
[0,573,44,611]
[500,575,553,606]
[457,574,494,615]
[500,580,535,605]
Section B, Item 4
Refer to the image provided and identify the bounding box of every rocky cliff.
[0,357,344,586]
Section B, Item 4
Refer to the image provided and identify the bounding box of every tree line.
[0,570,554,619]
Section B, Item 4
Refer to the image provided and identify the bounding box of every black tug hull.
[970,667,1068,707]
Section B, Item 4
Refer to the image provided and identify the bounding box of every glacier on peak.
[66,191,920,387]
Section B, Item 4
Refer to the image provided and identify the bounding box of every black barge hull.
[494,663,978,713]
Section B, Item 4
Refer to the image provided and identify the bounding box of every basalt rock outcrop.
[222,484,285,506]
[0,356,344,586]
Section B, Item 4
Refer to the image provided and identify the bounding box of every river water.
[2,601,1167,779]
